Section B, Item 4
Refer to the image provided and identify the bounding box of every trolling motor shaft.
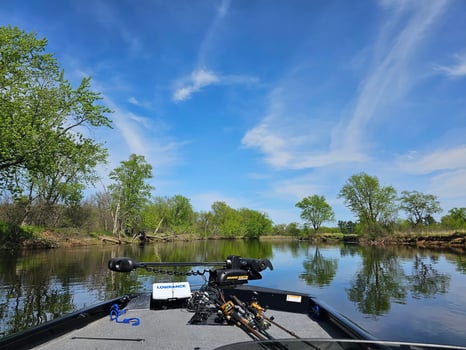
[108,256,273,287]
[108,257,224,273]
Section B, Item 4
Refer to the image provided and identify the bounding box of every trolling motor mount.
[108,255,273,287]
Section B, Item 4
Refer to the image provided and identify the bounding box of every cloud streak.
[172,68,220,102]
[171,0,258,102]
[172,67,258,102]
[342,1,447,152]
[437,54,466,77]
[103,97,185,174]
[396,145,466,175]
[242,1,448,170]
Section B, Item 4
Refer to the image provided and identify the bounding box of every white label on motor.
[152,282,191,300]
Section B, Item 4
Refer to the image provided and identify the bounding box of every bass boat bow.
[1,255,465,350]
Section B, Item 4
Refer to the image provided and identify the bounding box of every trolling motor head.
[209,255,273,286]
[108,257,137,273]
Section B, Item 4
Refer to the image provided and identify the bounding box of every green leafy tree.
[0,26,111,226]
[108,154,153,237]
[143,195,195,234]
[272,223,300,237]
[169,195,194,229]
[13,140,107,226]
[238,208,272,239]
[295,195,335,235]
[143,196,171,233]
[210,201,244,238]
[193,211,212,238]
[399,190,442,227]
[338,172,397,236]
[441,207,466,231]
[338,220,356,234]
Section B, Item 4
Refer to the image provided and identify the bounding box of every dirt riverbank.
[10,230,466,250]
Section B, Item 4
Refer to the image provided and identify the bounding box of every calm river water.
[0,240,465,346]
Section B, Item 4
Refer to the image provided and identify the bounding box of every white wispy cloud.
[394,145,466,212]
[172,68,258,102]
[217,0,231,18]
[127,96,141,106]
[171,0,255,103]
[97,94,187,178]
[338,0,448,155]
[396,145,466,175]
[172,68,220,102]
[437,54,466,77]
[120,28,143,57]
[241,76,368,169]
[242,1,448,171]
[430,169,466,200]
[270,176,325,201]
[189,191,253,213]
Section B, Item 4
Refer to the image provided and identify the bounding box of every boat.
[0,255,465,350]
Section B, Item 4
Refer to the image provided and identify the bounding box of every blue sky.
[2,0,466,225]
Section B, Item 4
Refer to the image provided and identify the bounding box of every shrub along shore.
[1,226,465,251]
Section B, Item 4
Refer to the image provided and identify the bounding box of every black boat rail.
[0,295,134,350]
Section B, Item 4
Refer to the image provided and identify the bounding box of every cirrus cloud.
[172,67,258,102]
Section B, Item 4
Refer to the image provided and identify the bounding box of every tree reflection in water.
[299,246,338,287]
[345,247,451,318]
[0,251,75,336]
[0,241,461,340]
[346,246,407,318]
[408,255,450,299]
[298,246,452,320]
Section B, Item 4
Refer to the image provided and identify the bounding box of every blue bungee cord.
[109,303,140,326]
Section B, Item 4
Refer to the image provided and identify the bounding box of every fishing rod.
[109,256,287,349]
[217,294,287,350]
[223,302,268,341]
[230,294,321,350]
[231,295,299,339]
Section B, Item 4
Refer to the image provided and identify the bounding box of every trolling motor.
[108,255,273,286]
[108,256,281,337]
[210,255,273,286]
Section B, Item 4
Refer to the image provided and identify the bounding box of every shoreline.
[4,230,466,251]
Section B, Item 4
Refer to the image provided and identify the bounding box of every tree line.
[1,26,465,244]
[0,149,273,240]
[296,173,466,238]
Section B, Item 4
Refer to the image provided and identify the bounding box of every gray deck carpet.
[36,307,332,350]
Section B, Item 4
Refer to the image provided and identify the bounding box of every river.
[0,240,465,346]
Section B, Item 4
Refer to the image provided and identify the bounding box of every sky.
[1,0,466,225]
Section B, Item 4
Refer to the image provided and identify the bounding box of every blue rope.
[310,304,320,320]
[109,304,140,326]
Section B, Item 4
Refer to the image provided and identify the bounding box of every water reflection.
[0,241,464,346]
[346,246,407,317]
[297,246,452,319]
[408,255,450,298]
[299,246,338,287]
[0,240,274,338]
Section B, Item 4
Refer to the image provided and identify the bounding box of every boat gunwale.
[0,294,134,350]
[0,285,402,350]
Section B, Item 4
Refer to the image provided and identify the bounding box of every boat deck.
[36,294,337,350]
